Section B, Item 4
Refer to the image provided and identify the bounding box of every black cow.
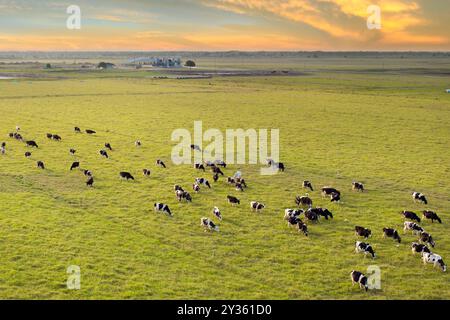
[37,161,45,169]
[24,151,32,158]
[322,187,340,196]
[85,129,96,134]
[411,242,431,255]
[309,207,333,220]
[105,143,112,151]
[383,227,401,243]
[419,231,435,248]
[302,180,314,191]
[156,159,166,168]
[422,210,442,224]
[211,166,224,176]
[142,169,151,176]
[295,195,312,208]
[86,177,94,187]
[26,140,38,148]
[350,271,368,291]
[412,192,427,204]
[304,209,319,222]
[213,173,219,182]
[174,185,184,192]
[227,195,240,205]
[74,127,81,133]
[402,210,421,223]
[194,163,205,171]
[99,150,108,158]
[120,172,134,180]
[52,134,61,141]
[46,133,53,139]
[70,162,80,171]
[355,226,371,239]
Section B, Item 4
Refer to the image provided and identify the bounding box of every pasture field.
[0,60,449,299]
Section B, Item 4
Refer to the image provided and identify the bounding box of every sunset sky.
[0,0,448,51]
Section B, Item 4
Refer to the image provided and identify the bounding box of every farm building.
[126,56,182,68]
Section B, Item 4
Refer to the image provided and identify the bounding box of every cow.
[322,187,340,197]
[194,163,205,171]
[176,190,192,202]
[352,181,364,192]
[192,184,200,193]
[227,195,240,206]
[70,161,80,171]
[250,201,265,212]
[419,231,435,248]
[422,252,446,272]
[174,185,184,192]
[402,210,421,223]
[74,127,81,133]
[86,177,94,187]
[236,177,247,188]
[211,166,224,176]
[8,133,14,138]
[142,169,151,176]
[411,242,431,255]
[213,173,219,182]
[119,172,134,180]
[403,221,424,235]
[156,159,166,168]
[284,209,303,222]
[295,195,312,208]
[204,160,215,167]
[412,192,428,204]
[422,210,442,224]
[84,170,92,177]
[135,140,141,147]
[26,140,38,148]
[190,144,201,151]
[309,207,333,220]
[355,226,372,239]
[46,133,53,139]
[302,180,314,191]
[14,133,23,141]
[304,209,319,223]
[52,134,61,141]
[105,143,112,151]
[355,241,376,259]
[213,207,222,221]
[235,183,244,192]
[297,220,308,236]
[383,227,401,243]
[37,161,45,169]
[99,150,108,158]
[154,203,172,216]
[227,177,236,184]
[15,126,20,132]
[350,270,368,291]
[70,148,76,155]
[200,217,219,232]
[85,129,96,134]
[267,159,285,172]
[24,151,32,158]
[195,178,211,188]
[214,160,227,168]
[0,142,5,155]
[330,192,341,203]
[287,215,301,228]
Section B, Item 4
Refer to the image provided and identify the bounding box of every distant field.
[0,58,449,299]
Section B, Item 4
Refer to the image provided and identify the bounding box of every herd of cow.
[2,125,446,293]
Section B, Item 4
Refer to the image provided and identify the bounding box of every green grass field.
[0,61,449,299]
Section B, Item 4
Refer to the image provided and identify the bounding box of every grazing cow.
[46,133,53,139]
[74,127,81,133]
[227,177,236,184]
[8,133,14,138]
[402,210,421,223]
[250,201,265,212]
[14,133,23,141]
[295,195,312,208]
[70,148,76,155]
[192,184,200,193]
[213,173,219,182]
[154,203,172,216]
[350,271,368,291]
[355,226,372,239]
[383,227,401,243]
[156,159,166,168]
[302,180,314,191]
[84,170,92,177]
[16,126,20,132]
[194,163,205,171]
[214,160,227,168]
[267,159,285,172]
[26,140,38,148]
[422,210,442,224]
[235,183,244,192]
[190,144,201,151]
[422,252,446,272]
[355,241,376,259]
[52,134,61,141]
[411,242,431,255]
[195,178,211,188]
[419,231,435,248]
[412,192,428,204]
[85,129,96,134]
[321,187,340,197]
[211,166,224,176]
[142,169,151,176]
[304,209,319,223]
[99,150,108,158]
[287,215,301,227]
[0,142,5,155]
[236,177,247,188]
[330,192,341,203]
[119,172,134,180]
[297,220,309,236]
[37,161,45,169]
[86,177,94,187]
[24,151,32,158]
[227,195,240,206]
[403,221,424,235]
[176,190,192,202]
[135,140,141,147]
[174,185,184,192]
[200,217,219,232]
[352,181,364,192]
[284,209,303,221]
[70,161,80,171]
[213,207,222,221]
[105,143,112,151]
[309,207,333,220]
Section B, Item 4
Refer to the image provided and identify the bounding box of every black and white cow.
[86,177,94,187]
[135,140,141,147]
[195,178,211,188]
[422,210,442,224]
[37,161,45,169]
[295,195,313,208]
[213,207,222,221]
[14,133,23,141]
[104,143,112,151]
[330,192,341,202]
[200,217,219,232]
[411,242,431,255]
[0,142,5,155]
[143,169,151,176]
[350,270,368,291]
[284,208,303,222]
[250,201,265,212]
[174,185,184,192]
[419,231,435,248]
[302,180,314,191]
[422,252,446,272]
[322,187,340,197]
[84,170,92,177]
[52,134,61,141]
[26,140,38,148]
[412,192,427,204]
[236,177,247,188]
[235,183,244,192]
[192,183,200,193]
[99,150,108,158]
[355,226,372,239]
[120,171,134,180]
[213,173,219,182]
[85,129,96,134]
[211,166,224,176]
[267,159,285,172]
[403,221,424,235]
[74,127,81,133]
[227,177,236,184]
[304,209,319,223]
[355,241,376,259]
[155,159,166,168]
[402,210,421,223]
[154,203,172,216]
[24,151,32,158]
[214,160,227,168]
[176,190,192,202]
[383,227,401,243]
[46,133,53,139]
[194,163,205,171]
[297,220,308,236]
[70,148,76,155]
[70,161,80,171]
[227,195,240,205]
[352,181,364,192]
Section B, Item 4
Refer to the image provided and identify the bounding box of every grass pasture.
[0,60,449,299]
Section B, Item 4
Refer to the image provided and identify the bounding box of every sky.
[0,0,448,51]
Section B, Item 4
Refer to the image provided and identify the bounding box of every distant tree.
[45,63,52,69]
[97,62,115,69]
[185,60,196,68]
